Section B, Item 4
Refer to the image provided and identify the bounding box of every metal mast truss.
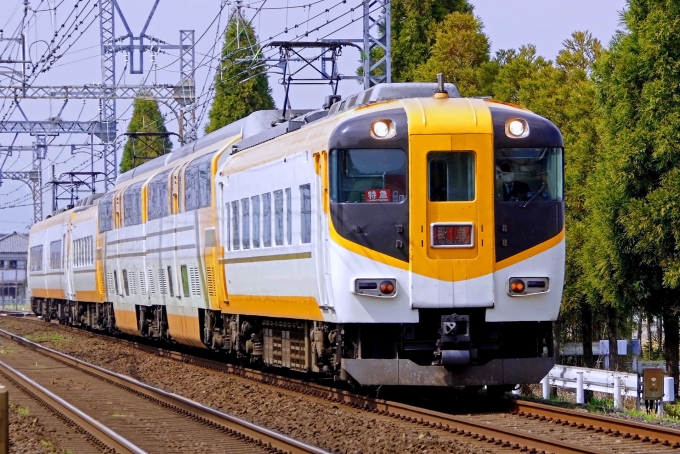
[48,171,102,213]
[99,0,197,188]
[0,0,196,223]
[268,41,362,118]
[362,0,391,88]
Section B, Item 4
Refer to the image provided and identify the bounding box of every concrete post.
[663,376,675,402]
[614,378,623,410]
[542,375,550,400]
[576,372,585,404]
[0,386,8,454]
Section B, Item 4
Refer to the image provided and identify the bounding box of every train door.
[64,224,75,301]
[218,180,230,304]
[111,191,123,299]
[409,134,495,308]
[315,151,333,308]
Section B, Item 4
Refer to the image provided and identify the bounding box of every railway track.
[0,327,327,454]
[6,315,680,453]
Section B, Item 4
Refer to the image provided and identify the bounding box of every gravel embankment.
[9,402,67,454]
[0,318,499,454]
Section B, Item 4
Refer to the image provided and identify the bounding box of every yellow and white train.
[28,81,565,389]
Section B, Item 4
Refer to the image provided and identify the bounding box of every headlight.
[505,119,529,138]
[370,120,395,139]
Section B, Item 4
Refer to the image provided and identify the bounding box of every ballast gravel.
[0,318,501,454]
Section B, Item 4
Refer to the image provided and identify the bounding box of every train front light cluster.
[353,278,397,298]
[508,277,550,296]
[370,120,396,139]
[505,118,529,138]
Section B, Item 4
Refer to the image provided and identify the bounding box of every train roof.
[115,82,461,184]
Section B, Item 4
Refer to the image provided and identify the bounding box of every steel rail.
[0,359,146,454]
[510,399,680,448]
[0,328,327,454]
[9,317,679,453]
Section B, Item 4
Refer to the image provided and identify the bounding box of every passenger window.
[428,152,475,202]
[330,149,407,203]
[241,198,250,250]
[180,265,190,297]
[113,270,120,295]
[122,270,130,296]
[231,201,240,250]
[274,190,284,246]
[185,153,214,211]
[262,193,272,247]
[50,240,62,269]
[198,158,211,208]
[167,266,174,297]
[285,188,292,245]
[300,184,311,244]
[251,195,260,248]
[147,170,171,220]
[185,165,199,211]
[30,245,43,271]
[98,193,114,232]
[123,182,144,226]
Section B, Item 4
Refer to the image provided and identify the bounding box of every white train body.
[28,83,565,388]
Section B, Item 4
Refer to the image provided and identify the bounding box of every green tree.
[120,97,172,173]
[205,10,274,134]
[411,12,490,96]
[486,33,610,367]
[389,0,472,82]
[585,0,680,385]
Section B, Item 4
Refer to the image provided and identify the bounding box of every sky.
[0,0,628,232]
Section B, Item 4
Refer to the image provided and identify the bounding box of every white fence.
[540,365,675,410]
[547,365,639,398]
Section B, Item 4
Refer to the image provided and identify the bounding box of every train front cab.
[339,97,565,388]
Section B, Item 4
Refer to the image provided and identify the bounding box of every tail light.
[353,278,397,298]
[508,277,549,296]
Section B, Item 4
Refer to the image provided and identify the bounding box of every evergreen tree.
[586,0,680,385]
[358,0,471,83]
[486,34,609,366]
[411,12,490,96]
[205,9,274,134]
[120,97,172,173]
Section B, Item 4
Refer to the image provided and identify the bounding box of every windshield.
[495,147,563,202]
[330,149,407,203]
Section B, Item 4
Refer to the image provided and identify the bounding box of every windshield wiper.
[521,183,546,208]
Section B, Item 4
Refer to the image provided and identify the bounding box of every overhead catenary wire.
[0,0,380,218]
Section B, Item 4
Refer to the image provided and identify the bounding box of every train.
[27,78,565,390]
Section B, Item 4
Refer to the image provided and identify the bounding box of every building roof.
[0,232,28,254]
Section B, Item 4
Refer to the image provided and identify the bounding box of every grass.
[24,333,69,343]
[15,406,29,416]
[587,396,614,408]
[40,440,53,447]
